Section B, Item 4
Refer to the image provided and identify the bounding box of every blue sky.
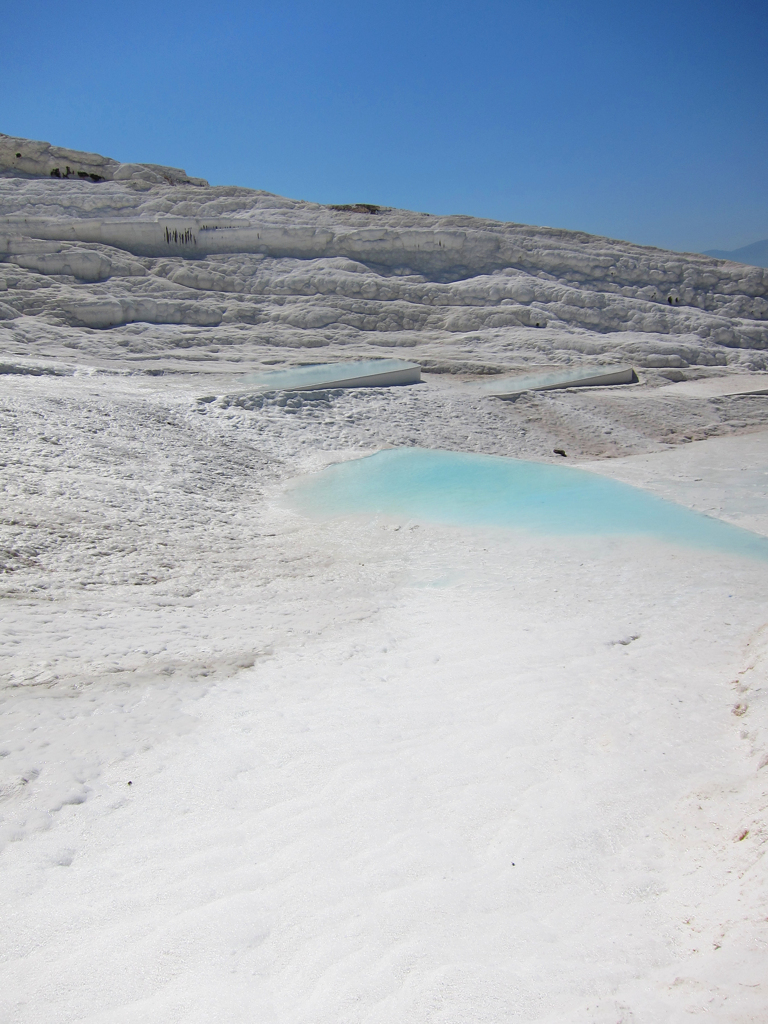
[3,0,767,253]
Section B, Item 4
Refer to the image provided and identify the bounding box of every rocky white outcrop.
[1,134,767,370]
[0,133,208,186]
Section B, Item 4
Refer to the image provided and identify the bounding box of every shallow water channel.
[287,447,768,560]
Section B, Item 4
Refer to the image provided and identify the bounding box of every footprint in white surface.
[0,767,40,803]
[50,848,75,867]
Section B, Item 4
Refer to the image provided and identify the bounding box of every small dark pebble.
[553,448,567,457]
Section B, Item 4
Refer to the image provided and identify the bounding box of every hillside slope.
[2,134,767,377]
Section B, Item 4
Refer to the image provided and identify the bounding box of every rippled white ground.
[1,374,767,1023]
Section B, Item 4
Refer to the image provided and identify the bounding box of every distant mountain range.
[703,239,768,269]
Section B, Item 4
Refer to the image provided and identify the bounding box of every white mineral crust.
[1,137,767,1023]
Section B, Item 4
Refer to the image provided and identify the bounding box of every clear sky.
[3,0,767,253]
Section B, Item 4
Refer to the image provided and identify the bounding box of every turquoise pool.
[241,359,420,392]
[483,364,634,397]
[287,448,768,560]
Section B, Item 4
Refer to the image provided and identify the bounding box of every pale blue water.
[287,448,768,560]
[242,359,418,392]
[482,364,632,394]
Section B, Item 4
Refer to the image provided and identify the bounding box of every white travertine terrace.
[238,358,421,393]
[3,136,768,1024]
[486,364,636,397]
[0,132,208,186]
[1,134,767,374]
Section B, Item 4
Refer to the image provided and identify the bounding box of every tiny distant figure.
[553,448,567,457]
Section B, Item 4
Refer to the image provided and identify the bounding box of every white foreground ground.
[1,370,766,1024]
[2,139,768,1022]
